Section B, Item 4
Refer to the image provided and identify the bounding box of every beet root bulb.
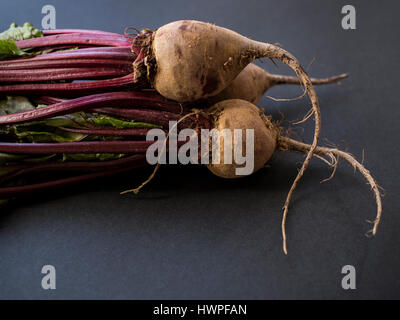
[206,99,278,179]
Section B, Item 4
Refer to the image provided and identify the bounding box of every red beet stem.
[0,47,135,69]
[0,91,182,125]
[93,107,183,128]
[1,46,133,62]
[0,141,154,154]
[0,157,148,198]
[0,67,131,82]
[0,154,148,184]
[0,74,134,96]
[59,127,154,137]
[32,96,65,105]
[0,58,133,70]
[16,33,130,49]
[43,29,124,37]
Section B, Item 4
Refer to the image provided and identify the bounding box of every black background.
[0,0,399,299]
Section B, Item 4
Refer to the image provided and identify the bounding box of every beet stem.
[16,33,130,49]
[0,67,131,82]
[0,91,182,125]
[0,141,154,154]
[0,154,148,184]
[0,157,148,198]
[93,107,183,128]
[0,58,133,70]
[1,46,133,62]
[42,29,124,37]
[0,74,134,96]
[59,127,154,137]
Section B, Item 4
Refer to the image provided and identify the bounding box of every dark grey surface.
[0,0,399,299]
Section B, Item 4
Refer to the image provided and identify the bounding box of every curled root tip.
[282,205,289,256]
[333,73,349,82]
[266,87,307,102]
[365,230,374,238]
[123,111,200,198]
[292,108,314,125]
[124,26,141,37]
[372,224,379,236]
[120,189,134,195]
[120,188,141,195]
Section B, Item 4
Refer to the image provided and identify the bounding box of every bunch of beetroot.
[0,20,381,254]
